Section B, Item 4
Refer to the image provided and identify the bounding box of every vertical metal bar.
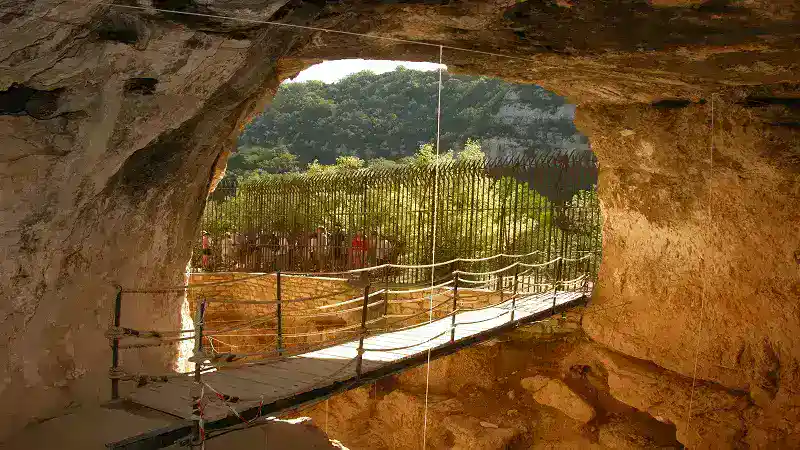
[383,270,390,319]
[551,250,562,316]
[356,283,370,378]
[468,170,477,261]
[191,298,206,447]
[276,271,283,356]
[193,299,206,381]
[546,200,555,292]
[450,269,458,343]
[429,169,437,282]
[110,288,122,400]
[511,264,519,322]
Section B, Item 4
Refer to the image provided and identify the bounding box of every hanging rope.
[421,44,444,450]
[684,93,716,443]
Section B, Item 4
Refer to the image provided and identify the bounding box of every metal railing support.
[356,284,370,378]
[383,271,390,319]
[511,265,519,323]
[450,271,459,343]
[191,299,206,448]
[110,287,122,400]
[193,300,206,381]
[551,259,563,316]
[276,270,283,356]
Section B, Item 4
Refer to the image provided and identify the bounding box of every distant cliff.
[238,67,589,165]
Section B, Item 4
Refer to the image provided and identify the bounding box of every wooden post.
[511,264,519,323]
[356,284,370,378]
[450,270,459,343]
[276,270,283,356]
[110,288,122,400]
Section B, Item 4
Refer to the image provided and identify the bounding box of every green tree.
[226,145,299,178]
[238,67,589,166]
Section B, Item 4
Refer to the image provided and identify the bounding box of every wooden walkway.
[112,289,586,449]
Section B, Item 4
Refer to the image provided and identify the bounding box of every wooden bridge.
[107,254,593,449]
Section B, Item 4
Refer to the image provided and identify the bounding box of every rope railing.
[386,279,454,295]
[118,250,588,294]
[107,250,598,408]
[454,261,520,276]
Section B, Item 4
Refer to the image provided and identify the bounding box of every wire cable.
[421,45,444,450]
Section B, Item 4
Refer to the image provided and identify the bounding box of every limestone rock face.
[578,100,800,448]
[442,415,521,450]
[1,0,799,444]
[521,375,596,423]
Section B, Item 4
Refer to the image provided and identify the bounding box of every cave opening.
[172,58,604,419]
[193,58,599,274]
[2,0,798,447]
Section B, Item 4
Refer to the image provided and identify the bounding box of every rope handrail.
[283,297,386,318]
[563,254,594,262]
[559,274,588,287]
[315,289,386,310]
[518,257,562,268]
[377,298,454,330]
[455,310,512,326]
[118,250,597,294]
[455,262,519,276]
[377,250,545,270]
[454,278,493,285]
[362,327,453,352]
[205,317,385,361]
[203,286,357,306]
[386,279,454,295]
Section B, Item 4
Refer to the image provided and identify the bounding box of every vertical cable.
[422,45,443,450]
[685,94,715,443]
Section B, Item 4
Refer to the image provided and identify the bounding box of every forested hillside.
[234,67,588,176]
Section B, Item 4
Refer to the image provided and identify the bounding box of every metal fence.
[192,152,600,283]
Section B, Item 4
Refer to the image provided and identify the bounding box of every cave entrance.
[192,59,600,277]
[171,58,602,377]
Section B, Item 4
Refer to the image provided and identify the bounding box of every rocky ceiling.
[0,0,798,446]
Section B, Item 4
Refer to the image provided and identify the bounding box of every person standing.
[350,231,367,269]
[311,226,328,271]
[201,231,211,270]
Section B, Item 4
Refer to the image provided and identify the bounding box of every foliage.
[226,145,299,178]
[197,149,600,281]
[237,67,588,168]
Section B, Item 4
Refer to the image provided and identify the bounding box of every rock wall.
[291,312,685,450]
[1,0,798,444]
[578,98,800,447]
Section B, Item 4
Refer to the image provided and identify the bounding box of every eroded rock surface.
[291,317,685,449]
[521,375,596,423]
[0,0,798,445]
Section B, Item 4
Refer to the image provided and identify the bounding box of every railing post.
[193,299,207,380]
[276,270,283,356]
[383,270,390,319]
[110,287,122,400]
[191,299,206,448]
[356,283,370,378]
[450,271,459,343]
[499,266,505,306]
[551,258,563,316]
[511,264,519,323]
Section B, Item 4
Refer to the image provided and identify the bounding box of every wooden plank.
[245,360,351,387]
[202,371,282,401]
[129,289,584,427]
[276,356,360,378]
